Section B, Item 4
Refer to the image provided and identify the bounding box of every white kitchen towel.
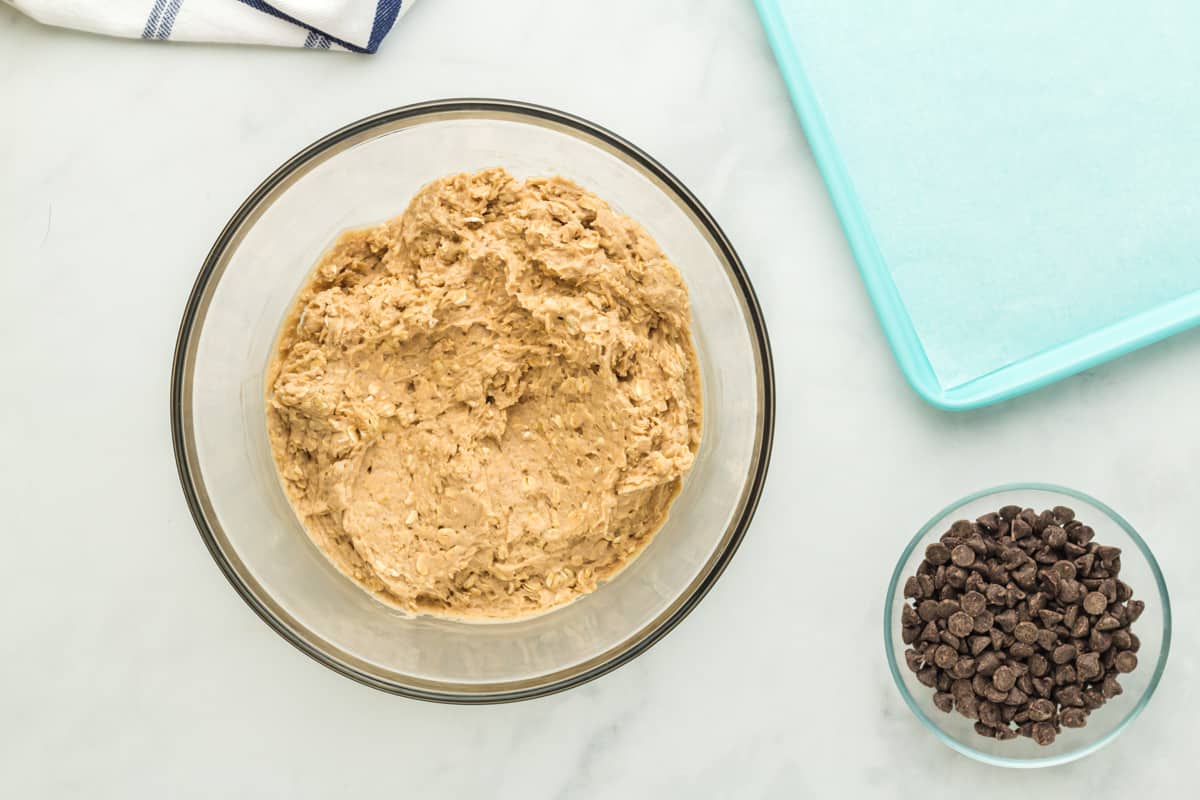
[4,0,414,52]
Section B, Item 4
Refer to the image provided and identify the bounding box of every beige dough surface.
[266,168,701,620]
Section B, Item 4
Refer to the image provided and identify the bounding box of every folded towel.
[4,0,414,52]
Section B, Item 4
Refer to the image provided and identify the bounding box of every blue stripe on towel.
[141,0,168,39]
[236,0,403,53]
[155,0,184,40]
[366,0,403,53]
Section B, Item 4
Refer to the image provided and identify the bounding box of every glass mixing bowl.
[885,484,1170,766]
[171,99,774,702]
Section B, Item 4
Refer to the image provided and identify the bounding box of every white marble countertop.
[2,1,1197,796]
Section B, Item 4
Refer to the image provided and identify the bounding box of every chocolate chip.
[1058,580,1083,604]
[976,512,1001,532]
[917,600,938,622]
[1100,578,1118,603]
[957,693,979,720]
[966,532,990,555]
[974,722,997,739]
[1028,653,1049,677]
[1069,524,1095,545]
[1062,603,1079,628]
[999,505,1022,520]
[1076,651,1103,681]
[1082,591,1107,615]
[1052,506,1076,523]
[1055,685,1084,707]
[1115,651,1138,673]
[1052,560,1077,581]
[995,608,1019,633]
[950,544,976,568]
[1063,541,1087,558]
[1054,664,1077,686]
[1010,643,1035,659]
[1012,564,1038,590]
[937,599,960,619]
[993,665,1016,691]
[950,658,977,679]
[982,700,1006,727]
[1045,526,1068,549]
[1061,708,1087,728]
[944,566,967,589]
[1012,619,1039,644]
[1001,547,1026,570]
[1089,628,1113,652]
[972,610,995,633]
[925,542,951,565]
[948,612,975,637]
[1052,644,1077,666]
[976,651,1002,677]
[1028,698,1055,721]
[949,519,976,537]
[1038,609,1064,627]
[960,590,987,616]
[934,644,959,669]
[1002,687,1027,708]
[904,576,923,599]
[933,692,954,713]
[1011,517,1033,540]
[1031,722,1057,746]
[917,666,938,687]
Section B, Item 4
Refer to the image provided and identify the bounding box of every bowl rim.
[884,482,1172,767]
[170,98,776,704]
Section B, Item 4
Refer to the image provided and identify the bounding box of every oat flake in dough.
[267,168,702,620]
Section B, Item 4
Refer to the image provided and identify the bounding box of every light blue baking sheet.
[756,0,1200,409]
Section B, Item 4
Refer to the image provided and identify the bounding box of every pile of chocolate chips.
[900,505,1144,745]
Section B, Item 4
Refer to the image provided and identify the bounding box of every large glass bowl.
[885,484,1171,767]
[171,99,774,703]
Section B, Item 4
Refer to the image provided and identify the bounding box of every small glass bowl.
[171,100,774,702]
[884,484,1171,767]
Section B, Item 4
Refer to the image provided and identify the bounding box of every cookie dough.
[267,168,701,619]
